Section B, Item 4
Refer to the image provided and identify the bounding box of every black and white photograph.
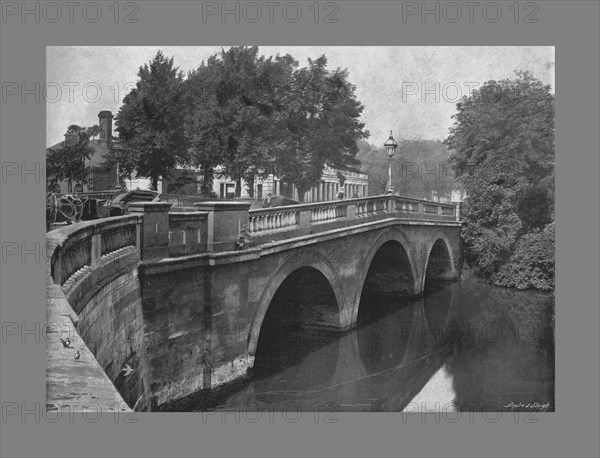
[44,45,556,414]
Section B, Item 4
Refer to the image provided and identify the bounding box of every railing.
[100,224,137,257]
[247,194,459,237]
[311,203,348,223]
[248,207,300,233]
[355,196,388,217]
[48,215,142,286]
[60,235,92,282]
[393,198,419,213]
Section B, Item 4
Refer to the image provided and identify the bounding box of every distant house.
[46,111,119,193]
[48,109,370,202]
[162,164,369,202]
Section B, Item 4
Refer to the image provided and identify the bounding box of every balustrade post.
[194,201,251,252]
[347,202,356,219]
[90,232,102,266]
[387,196,394,213]
[128,202,173,260]
[299,208,312,231]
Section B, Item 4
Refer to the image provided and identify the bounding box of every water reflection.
[173,276,554,412]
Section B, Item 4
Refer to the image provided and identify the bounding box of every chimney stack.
[98,111,113,147]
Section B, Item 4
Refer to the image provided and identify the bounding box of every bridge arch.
[422,233,458,290]
[352,228,420,325]
[248,250,348,359]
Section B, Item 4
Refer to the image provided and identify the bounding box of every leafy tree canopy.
[444,71,555,286]
[184,47,369,199]
[115,51,188,190]
[47,128,94,192]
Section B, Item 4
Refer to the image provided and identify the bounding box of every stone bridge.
[46,194,462,411]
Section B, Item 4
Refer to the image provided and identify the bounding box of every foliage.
[494,221,555,291]
[46,128,94,192]
[445,71,555,289]
[86,125,100,140]
[356,139,457,200]
[276,56,369,198]
[184,48,368,199]
[115,51,188,190]
[102,146,137,182]
[184,47,290,197]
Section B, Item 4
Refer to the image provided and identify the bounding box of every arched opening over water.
[424,239,454,292]
[357,240,417,326]
[252,266,341,383]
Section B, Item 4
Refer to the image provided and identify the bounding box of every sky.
[46,46,554,147]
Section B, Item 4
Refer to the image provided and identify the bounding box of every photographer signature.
[504,401,551,410]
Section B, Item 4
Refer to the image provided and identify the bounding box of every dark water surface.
[175,276,554,412]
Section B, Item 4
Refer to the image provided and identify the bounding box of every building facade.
[195,165,368,202]
[46,111,119,193]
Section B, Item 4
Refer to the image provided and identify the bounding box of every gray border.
[1,1,598,457]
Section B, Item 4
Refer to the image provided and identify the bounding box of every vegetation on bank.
[445,71,555,291]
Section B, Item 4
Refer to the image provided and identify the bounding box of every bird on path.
[74,350,80,361]
[60,337,71,348]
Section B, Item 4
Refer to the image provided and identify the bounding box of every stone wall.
[76,268,149,411]
[139,266,208,409]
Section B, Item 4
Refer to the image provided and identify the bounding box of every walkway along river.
[162,274,555,413]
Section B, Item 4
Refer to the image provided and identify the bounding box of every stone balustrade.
[49,215,142,286]
[247,195,458,239]
[311,202,348,222]
[248,207,300,232]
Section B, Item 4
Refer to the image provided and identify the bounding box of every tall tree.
[185,47,296,197]
[445,71,555,284]
[184,48,369,200]
[277,56,369,199]
[47,126,94,192]
[115,51,188,190]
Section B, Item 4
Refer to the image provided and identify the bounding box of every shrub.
[493,221,555,291]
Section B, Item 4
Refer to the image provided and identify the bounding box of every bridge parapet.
[247,195,459,242]
[46,214,143,412]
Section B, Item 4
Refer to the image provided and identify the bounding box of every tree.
[185,47,297,197]
[445,71,555,286]
[47,127,94,192]
[102,146,137,184]
[276,56,369,200]
[184,48,369,200]
[115,51,188,190]
[86,125,100,140]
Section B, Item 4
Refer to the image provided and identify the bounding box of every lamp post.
[384,130,398,194]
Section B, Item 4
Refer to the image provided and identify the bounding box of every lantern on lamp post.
[384,130,398,194]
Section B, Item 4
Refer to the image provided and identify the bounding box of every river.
[168,275,554,413]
